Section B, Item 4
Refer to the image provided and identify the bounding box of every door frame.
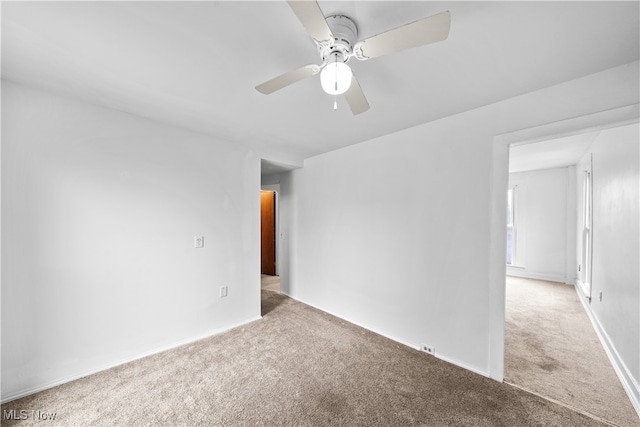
[489,104,639,382]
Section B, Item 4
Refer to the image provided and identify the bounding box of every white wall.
[279,61,639,379]
[261,174,281,187]
[507,167,576,284]
[1,82,261,401]
[575,123,640,410]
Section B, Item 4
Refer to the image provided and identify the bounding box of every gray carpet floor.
[0,276,617,426]
[505,276,638,426]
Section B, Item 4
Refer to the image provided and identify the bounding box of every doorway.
[502,127,638,425]
[260,187,282,315]
[260,190,276,276]
[503,133,586,396]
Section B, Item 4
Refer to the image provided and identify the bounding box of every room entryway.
[260,187,282,316]
[503,123,640,425]
[260,190,277,276]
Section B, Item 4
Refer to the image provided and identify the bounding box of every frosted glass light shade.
[320,62,352,95]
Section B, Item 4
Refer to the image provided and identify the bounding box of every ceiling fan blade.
[355,11,450,60]
[287,0,334,46]
[256,64,320,95]
[344,75,369,115]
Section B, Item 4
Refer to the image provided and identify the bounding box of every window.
[506,187,517,265]
[580,169,592,298]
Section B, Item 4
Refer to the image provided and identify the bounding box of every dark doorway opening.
[260,190,276,276]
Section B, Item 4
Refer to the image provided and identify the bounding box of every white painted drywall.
[576,123,640,405]
[278,62,639,378]
[1,82,261,401]
[261,174,281,187]
[278,173,297,297]
[507,167,575,283]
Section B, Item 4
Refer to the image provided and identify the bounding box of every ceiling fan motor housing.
[320,15,358,63]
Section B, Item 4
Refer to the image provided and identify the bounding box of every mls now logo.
[3,409,57,421]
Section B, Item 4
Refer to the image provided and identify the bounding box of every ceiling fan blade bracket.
[353,41,369,61]
[315,38,335,54]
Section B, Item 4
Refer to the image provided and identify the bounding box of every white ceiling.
[2,1,639,173]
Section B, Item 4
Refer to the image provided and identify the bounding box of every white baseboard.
[282,291,491,379]
[576,279,591,300]
[507,268,571,285]
[0,316,262,404]
[574,285,640,418]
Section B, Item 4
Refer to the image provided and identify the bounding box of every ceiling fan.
[255,0,451,115]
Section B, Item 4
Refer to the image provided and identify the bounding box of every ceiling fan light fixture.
[320,59,352,95]
[256,1,451,115]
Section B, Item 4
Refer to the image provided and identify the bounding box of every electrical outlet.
[420,344,435,355]
[220,286,228,298]
[194,236,204,248]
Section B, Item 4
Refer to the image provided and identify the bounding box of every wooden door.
[260,190,276,275]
